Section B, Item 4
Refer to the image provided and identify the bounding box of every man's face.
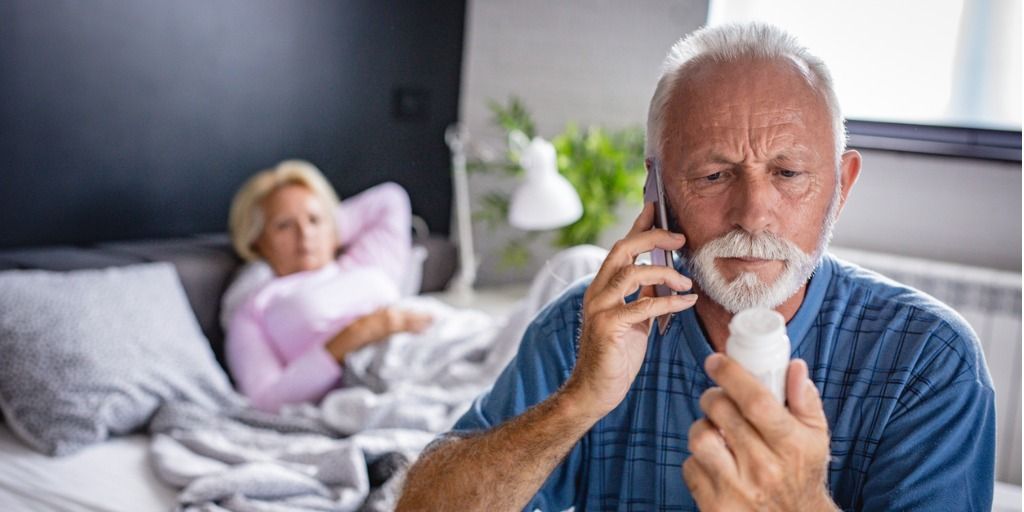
[660,57,851,311]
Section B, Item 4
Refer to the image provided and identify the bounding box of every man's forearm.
[398,384,599,511]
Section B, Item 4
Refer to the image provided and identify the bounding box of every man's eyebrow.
[678,153,733,176]
[695,151,804,167]
[680,145,816,174]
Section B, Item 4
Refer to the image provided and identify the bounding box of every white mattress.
[0,423,176,511]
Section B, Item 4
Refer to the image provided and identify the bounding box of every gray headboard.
[0,235,456,373]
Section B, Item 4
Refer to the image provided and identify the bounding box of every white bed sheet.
[0,423,176,512]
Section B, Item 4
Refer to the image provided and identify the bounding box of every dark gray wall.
[0,0,464,248]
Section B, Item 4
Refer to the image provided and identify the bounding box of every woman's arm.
[227,303,431,412]
[225,303,342,412]
[326,307,432,361]
[335,182,412,283]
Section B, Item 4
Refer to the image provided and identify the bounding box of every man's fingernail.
[705,353,722,373]
[805,379,818,395]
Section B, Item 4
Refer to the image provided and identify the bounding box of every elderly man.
[399,23,995,511]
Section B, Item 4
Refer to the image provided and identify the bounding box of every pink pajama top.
[225,182,411,412]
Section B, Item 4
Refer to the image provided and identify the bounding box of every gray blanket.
[149,400,433,512]
[150,246,607,511]
[149,296,521,512]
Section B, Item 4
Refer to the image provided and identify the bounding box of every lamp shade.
[508,136,583,230]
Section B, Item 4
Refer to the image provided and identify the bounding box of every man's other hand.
[682,355,837,512]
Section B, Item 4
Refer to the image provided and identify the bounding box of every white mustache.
[701,229,802,261]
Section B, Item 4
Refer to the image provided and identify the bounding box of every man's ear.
[836,149,862,214]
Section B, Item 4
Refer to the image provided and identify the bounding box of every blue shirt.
[451,254,995,511]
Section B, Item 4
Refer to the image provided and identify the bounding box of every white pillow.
[0,263,241,455]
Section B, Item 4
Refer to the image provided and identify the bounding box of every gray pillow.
[0,263,241,455]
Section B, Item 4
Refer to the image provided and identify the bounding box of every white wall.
[832,149,1021,272]
[460,0,708,139]
[459,0,709,285]
[458,0,1021,286]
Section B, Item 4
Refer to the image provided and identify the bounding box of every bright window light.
[707,0,1021,130]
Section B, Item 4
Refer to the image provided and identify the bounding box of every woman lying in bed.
[225,160,432,412]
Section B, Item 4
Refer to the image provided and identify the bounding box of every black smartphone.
[644,158,683,333]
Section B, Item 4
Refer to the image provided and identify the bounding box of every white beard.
[687,186,841,314]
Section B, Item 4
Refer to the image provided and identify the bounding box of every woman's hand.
[377,307,433,336]
[326,307,433,362]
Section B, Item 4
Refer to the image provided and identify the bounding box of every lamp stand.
[446,124,477,300]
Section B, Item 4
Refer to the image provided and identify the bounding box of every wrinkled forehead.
[662,56,833,154]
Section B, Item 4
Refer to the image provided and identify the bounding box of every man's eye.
[704,172,723,182]
[779,169,799,178]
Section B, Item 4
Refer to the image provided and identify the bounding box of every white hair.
[645,23,847,166]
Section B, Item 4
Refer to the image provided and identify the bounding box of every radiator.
[832,247,1022,485]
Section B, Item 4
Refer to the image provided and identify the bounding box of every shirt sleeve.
[860,326,996,511]
[225,301,342,412]
[334,182,412,285]
[450,283,590,511]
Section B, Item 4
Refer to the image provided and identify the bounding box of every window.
[707,0,1021,161]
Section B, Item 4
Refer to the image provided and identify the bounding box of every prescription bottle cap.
[727,308,786,350]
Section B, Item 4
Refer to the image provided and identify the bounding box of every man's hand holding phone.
[564,203,697,420]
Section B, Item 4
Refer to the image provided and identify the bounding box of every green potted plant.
[471,97,646,267]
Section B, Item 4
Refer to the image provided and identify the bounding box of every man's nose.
[729,175,778,235]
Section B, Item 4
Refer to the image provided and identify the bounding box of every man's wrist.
[557,377,613,427]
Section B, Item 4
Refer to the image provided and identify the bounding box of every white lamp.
[445,126,583,299]
[507,131,583,231]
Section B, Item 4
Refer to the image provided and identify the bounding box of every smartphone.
[644,158,681,333]
[644,158,681,294]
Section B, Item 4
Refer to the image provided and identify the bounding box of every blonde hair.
[228,160,341,262]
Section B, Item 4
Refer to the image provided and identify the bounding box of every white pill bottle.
[726,308,791,404]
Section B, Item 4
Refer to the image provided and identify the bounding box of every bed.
[0,425,176,511]
[0,233,494,511]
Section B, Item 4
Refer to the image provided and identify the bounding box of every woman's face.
[254,184,337,276]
